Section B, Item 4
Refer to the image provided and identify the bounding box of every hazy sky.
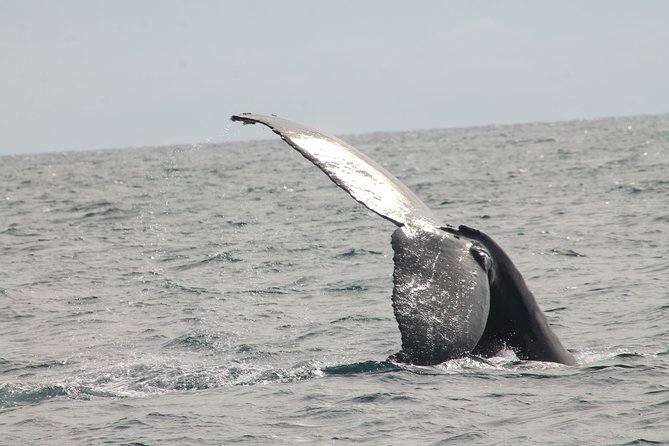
[1,1,668,155]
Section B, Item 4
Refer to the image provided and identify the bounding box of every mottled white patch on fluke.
[231,113,436,229]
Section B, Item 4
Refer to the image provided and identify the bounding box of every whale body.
[231,113,576,366]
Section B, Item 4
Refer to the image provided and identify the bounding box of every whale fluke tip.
[230,113,258,125]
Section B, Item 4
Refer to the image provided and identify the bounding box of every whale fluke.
[231,113,436,228]
[231,113,576,366]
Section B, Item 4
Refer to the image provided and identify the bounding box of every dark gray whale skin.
[389,225,491,366]
[449,225,576,365]
[231,113,576,366]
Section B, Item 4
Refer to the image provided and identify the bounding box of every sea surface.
[1,114,668,445]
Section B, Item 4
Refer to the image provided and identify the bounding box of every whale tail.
[231,113,575,366]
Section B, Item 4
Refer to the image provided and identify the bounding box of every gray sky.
[1,0,668,155]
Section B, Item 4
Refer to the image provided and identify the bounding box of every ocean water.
[1,114,668,445]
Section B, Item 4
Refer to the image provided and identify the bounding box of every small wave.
[621,439,665,445]
[67,200,115,212]
[323,361,400,375]
[162,332,222,351]
[329,315,387,324]
[0,384,69,407]
[0,358,69,375]
[66,295,100,304]
[335,248,383,258]
[176,252,242,270]
[80,207,125,219]
[585,363,637,371]
[162,280,212,295]
[550,248,586,257]
[0,224,40,237]
[163,166,188,173]
[544,306,567,313]
[244,287,287,295]
[0,383,113,408]
[571,348,663,369]
[614,352,645,359]
[325,283,367,292]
